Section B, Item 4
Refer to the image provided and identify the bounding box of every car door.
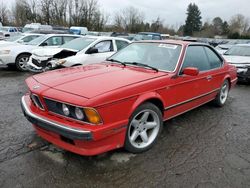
[40,36,63,47]
[85,40,115,64]
[164,45,217,119]
[203,46,225,90]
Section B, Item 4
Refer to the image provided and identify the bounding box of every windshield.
[60,37,96,51]
[133,33,161,41]
[26,35,47,46]
[108,43,182,72]
[22,27,34,33]
[0,27,9,32]
[224,46,250,56]
[5,34,24,42]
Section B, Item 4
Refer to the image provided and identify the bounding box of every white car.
[223,44,250,82]
[0,33,43,48]
[0,34,80,71]
[27,36,130,72]
[0,26,20,40]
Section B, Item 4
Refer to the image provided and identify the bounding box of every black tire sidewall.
[124,102,163,153]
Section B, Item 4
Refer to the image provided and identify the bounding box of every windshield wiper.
[124,62,158,72]
[106,58,126,66]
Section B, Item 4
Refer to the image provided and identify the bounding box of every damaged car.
[0,34,80,71]
[21,41,237,156]
[223,44,250,83]
[27,36,130,72]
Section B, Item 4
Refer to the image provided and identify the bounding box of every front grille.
[30,94,44,110]
[32,58,51,68]
[43,98,88,122]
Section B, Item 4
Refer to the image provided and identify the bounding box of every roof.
[134,39,199,46]
[235,44,250,47]
[138,32,161,35]
[84,35,131,42]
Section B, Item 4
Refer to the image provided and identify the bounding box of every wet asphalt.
[0,66,249,188]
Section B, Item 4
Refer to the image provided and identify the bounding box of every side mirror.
[40,42,48,46]
[182,67,199,76]
[86,47,98,54]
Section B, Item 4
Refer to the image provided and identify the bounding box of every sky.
[98,0,250,28]
[6,0,250,28]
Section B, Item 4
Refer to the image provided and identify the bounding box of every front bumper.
[236,66,250,82]
[21,96,92,140]
[21,95,127,156]
[0,54,15,65]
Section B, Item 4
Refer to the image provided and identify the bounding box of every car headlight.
[59,103,102,125]
[75,107,84,120]
[62,104,70,116]
[57,59,66,65]
[0,50,10,55]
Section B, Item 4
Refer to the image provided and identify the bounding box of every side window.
[94,40,113,53]
[63,36,78,44]
[9,28,14,32]
[152,35,161,40]
[182,46,210,72]
[204,47,222,69]
[115,40,129,51]
[43,36,63,46]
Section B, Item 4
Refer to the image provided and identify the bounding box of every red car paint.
[21,41,237,156]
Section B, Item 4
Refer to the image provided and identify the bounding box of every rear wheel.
[125,103,163,153]
[213,80,229,107]
[15,54,30,71]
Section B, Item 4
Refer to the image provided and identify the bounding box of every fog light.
[75,107,84,120]
[62,104,70,116]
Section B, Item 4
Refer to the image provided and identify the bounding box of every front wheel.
[213,80,230,107]
[125,103,163,153]
[15,54,30,71]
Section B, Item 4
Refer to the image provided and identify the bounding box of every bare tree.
[0,1,9,25]
[229,14,249,34]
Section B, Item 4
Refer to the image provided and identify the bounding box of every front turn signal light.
[84,108,102,125]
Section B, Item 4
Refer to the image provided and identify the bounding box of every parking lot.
[0,67,250,188]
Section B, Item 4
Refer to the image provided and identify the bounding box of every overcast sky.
[6,0,250,27]
[98,0,249,27]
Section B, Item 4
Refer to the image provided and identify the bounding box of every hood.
[223,55,250,64]
[32,63,166,98]
[32,47,78,57]
[217,44,233,50]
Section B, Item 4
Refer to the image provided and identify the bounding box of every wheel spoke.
[140,131,149,143]
[145,122,157,129]
[140,111,149,122]
[130,130,139,142]
[131,119,139,128]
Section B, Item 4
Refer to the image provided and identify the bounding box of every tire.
[15,54,31,71]
[124,102,163,153]
[213,80,230,107]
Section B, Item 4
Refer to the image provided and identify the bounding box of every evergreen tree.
[184,3,202,36]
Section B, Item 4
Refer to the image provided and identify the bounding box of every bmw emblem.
[33,85,40,90]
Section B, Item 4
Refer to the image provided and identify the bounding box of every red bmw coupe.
[21,40,237,156]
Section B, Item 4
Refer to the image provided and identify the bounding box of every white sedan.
[0,34,80,71]
[223,44,250,82]
[0,33,43,48]
[27,36,130,72]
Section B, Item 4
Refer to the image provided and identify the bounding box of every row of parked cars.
[0,29,249,83]
[0,33,131,72]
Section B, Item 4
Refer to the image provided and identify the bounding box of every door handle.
[206,75,212,81]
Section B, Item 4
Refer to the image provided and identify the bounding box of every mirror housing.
[86,47,98,54]
[40,42,48,46]
[182,67,199,76]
